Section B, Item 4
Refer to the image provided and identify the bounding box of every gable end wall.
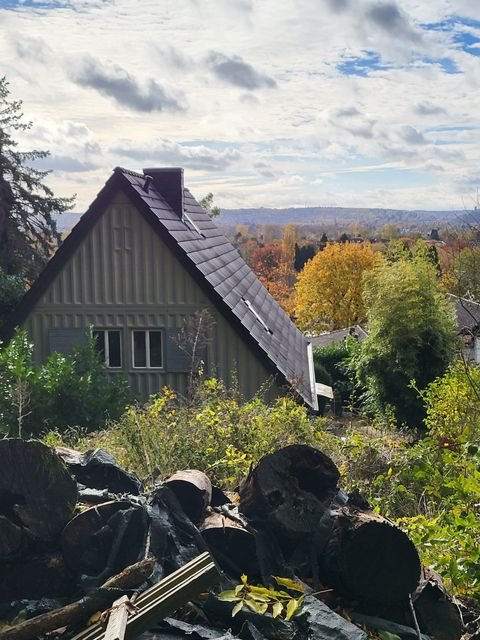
[22,193,282,400]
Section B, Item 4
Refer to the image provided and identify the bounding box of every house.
[309,325,368,350]
[447,294,480,363]
[5,167,320,409]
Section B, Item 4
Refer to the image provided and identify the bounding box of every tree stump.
[200,511,258,577]
[0,552,75,603]
[0,439,77,549]
[239,445,340,538]
[164,470,212,524]
[321,507,421,604]
[413,567,464,640]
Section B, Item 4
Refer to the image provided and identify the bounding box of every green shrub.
[59,378,325,488]
[422,360,480,446]
[0,329,133,435]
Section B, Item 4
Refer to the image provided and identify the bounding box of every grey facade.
[8,168,318,408]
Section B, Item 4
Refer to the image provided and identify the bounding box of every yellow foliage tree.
[294,242,383,331]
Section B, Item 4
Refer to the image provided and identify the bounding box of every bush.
[58,378,326,488]
[422,360,480,446]
[0,329,133,435]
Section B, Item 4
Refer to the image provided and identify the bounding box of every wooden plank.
[72,552,220,640]
[104,597,129,640]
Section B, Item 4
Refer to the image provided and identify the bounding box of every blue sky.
[1,0,480,211]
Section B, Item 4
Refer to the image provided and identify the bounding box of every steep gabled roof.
[6,167,317,409]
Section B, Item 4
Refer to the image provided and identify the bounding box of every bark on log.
[0,439,77,547]
[412,567,464,640]
[0,516,24,560]
[61,500,149,583]
[199,511,258,577]
[239,445,340,538]
[0,558,156,640]
[321,507,421,604]
[164,470,212,524]
[0,552,75,602]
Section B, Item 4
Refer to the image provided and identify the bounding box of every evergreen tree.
[0,77,74,281]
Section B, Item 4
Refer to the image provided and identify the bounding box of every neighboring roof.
[6,167,316,408]
[309,325,368,349]
[447,294,480,333]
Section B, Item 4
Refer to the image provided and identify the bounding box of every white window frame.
[131,329,164,369]
[93,329,122,369]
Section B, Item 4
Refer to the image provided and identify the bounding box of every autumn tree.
[250,243,293,312]
[442,246,480,301]
[0,77,74,281]
[294,242,382,332]
[348,255,457,427]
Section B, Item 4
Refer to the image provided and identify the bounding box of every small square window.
[93,330,122,368]
[132,330,163,368]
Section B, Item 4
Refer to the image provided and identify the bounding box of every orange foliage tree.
[294,242,383,332]
[249,243,294,313]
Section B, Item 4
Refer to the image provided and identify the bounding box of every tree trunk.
[164,470,212,524]
[0,439,77,550]
[239,445,340,539]
[412,567,464,640]
[0,552,75,602]
[199,511,258,578]
[321,506,421,604]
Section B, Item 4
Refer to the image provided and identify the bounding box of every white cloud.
[0,0,479,211]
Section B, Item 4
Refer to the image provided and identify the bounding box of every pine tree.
[0,77,74,281]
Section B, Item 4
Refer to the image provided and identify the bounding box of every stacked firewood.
[0,439,465,640]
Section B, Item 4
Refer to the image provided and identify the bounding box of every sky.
[1,0,480,212]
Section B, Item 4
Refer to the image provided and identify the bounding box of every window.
[132,330,163,368]
[93,330,122,368]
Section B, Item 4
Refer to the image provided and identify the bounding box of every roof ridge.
[114,166,144,178]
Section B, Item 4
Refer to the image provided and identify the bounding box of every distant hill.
[55,206,465,233]
[216,206,463,228]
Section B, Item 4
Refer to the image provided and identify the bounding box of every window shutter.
[165,328,191,372]
[48,328,87,356]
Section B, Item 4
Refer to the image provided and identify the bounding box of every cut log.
[0,516,24,560]
[0,552,75,603]
[412,567,464,640]
[0,439,77,547]
[239,445,340,538]
[0,558,155,640]
[61,500,149,584]
[199,511,258,577]
[164,470,212,524]
[321,507,421,604]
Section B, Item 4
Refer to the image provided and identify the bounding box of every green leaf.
[217,590,238,602]
[232,601,244,617]
[245,597,269,615]
[272,601,283,619]
[273,577,305,593]
[247,593,271,602]
[285,598,300,621]
[234,584,244,596]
